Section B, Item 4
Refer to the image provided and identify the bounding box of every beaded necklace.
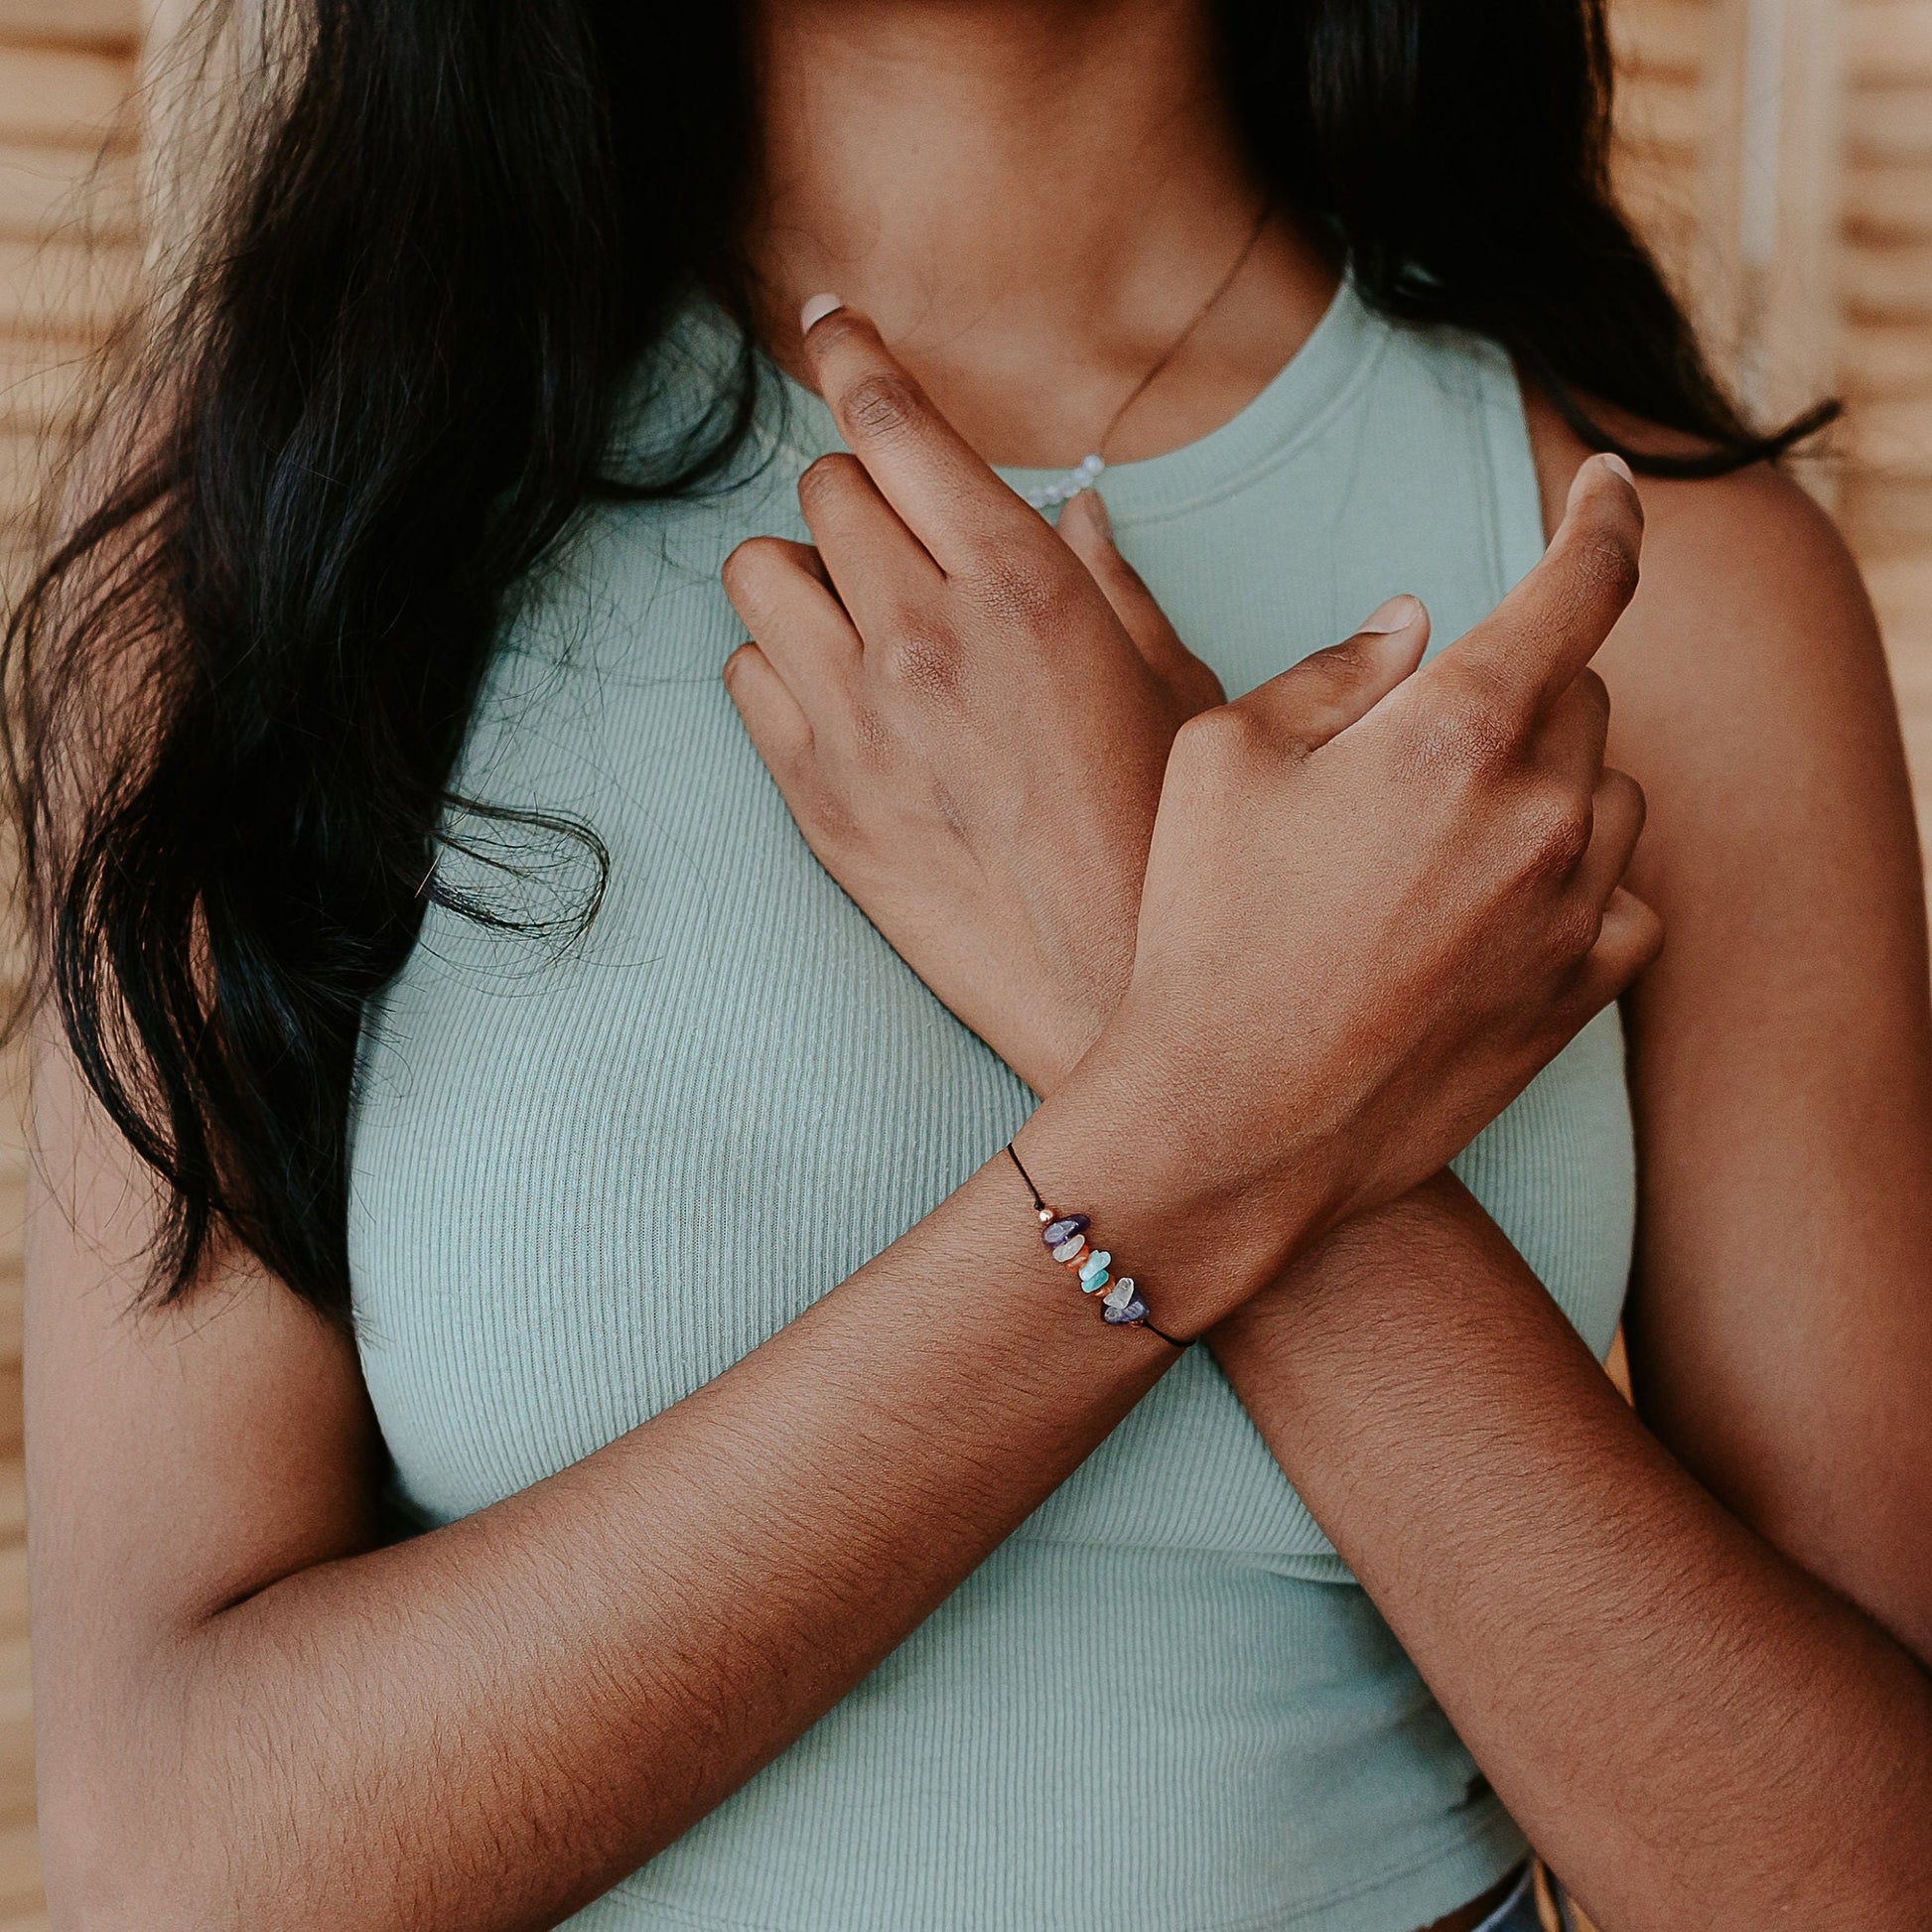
[1019,202,1272,512]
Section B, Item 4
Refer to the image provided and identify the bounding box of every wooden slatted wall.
[1614,0,1932,853]
[1844,2,1932,794]
[0,2,143,1923]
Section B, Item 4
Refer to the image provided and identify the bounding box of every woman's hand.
[723,302,1223,1093]
[1038,454,1661,1323]
[725,301,1659,1333]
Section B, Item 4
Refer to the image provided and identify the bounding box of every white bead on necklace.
[1021,452,1106,512]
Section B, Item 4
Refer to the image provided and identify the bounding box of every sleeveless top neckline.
[756,274,1387,525]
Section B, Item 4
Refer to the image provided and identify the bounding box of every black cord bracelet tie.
[1006,1144,1188,1348]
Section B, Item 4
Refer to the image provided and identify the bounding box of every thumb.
[1056,488,1201,684]
[1246,594,1432,756]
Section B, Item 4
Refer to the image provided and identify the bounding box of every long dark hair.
[6,0,1826,1322]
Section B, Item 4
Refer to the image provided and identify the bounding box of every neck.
[745,0,1337,466]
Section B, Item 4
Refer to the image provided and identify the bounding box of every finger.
[1238,594,1432,757]
[794,451,942,640]
[1054,491,1176,661]
[1569,765,1646,906]
[1576,885,1665,1006]
[1530,667,1610,791]
[799,297,1034,573]
[722,641,813,778]
[721,535,861,701]
[1448,453,1643,712]
[1553,885,1664,1049]
[1054,489,1224,707]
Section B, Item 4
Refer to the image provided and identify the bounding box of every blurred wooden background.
[0,4,144,1920]
[0,0,1920,1923]
[1614,0,1932,757]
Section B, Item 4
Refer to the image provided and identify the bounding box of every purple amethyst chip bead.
[1041,1214,1089,1248]
[1102,1298,1149,1325]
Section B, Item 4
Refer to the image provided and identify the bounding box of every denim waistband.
[1472,1865,1539,1932]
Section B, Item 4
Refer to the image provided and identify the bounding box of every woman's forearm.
[1208,1174,1932,1930]
[75,1115,1278,1932]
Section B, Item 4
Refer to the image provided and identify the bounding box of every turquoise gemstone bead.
[1080,1271,1109,1295]
[1078,1250,1111,1286]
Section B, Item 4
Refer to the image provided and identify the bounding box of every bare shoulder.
[1513,400,1932,1647]
[1520,386,1915,920]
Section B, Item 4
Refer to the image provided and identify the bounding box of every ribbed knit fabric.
[348,281,1636,1931]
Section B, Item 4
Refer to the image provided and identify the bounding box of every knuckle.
[1596,762,1643,829]
[1567,520,1641,613]
[1173,702,1261,775]
[1572,666,1611,727]
[770,729,818,792]
[799,774,860,852]
[1632,898,1666,960]
[849,698,896,763]
[1615,768,1648,833]
[882,612,963,699]
[1548,896,1605,963]
[843,371,922,440]
[1518,783,1592,873]
[720,638,757,693]
[1404,672,1515,774]
[1294,639,1368,705]
[966,552,1072,632]
[796,452,863,511]
[719,535,783,601]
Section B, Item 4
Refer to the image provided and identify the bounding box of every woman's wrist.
[1207,1170,1472,1353]
[1016,1031,1338,1336]
[1003,980,1116,1100]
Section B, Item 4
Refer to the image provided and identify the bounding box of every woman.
[16,2,1932,1929]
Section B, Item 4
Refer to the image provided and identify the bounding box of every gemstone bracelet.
[1005,1144,1186,1347]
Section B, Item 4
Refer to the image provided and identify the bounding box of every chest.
[349,401,1633,1567]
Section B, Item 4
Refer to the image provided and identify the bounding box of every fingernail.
[1597,452,1635,484]
[799,292,844,335]
[1357,593,1423,633]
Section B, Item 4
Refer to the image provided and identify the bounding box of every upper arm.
[25,1029,384,1879]
[1525,392,1932,1658]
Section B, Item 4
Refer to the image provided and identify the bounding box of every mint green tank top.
[349,282,1636,1932]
